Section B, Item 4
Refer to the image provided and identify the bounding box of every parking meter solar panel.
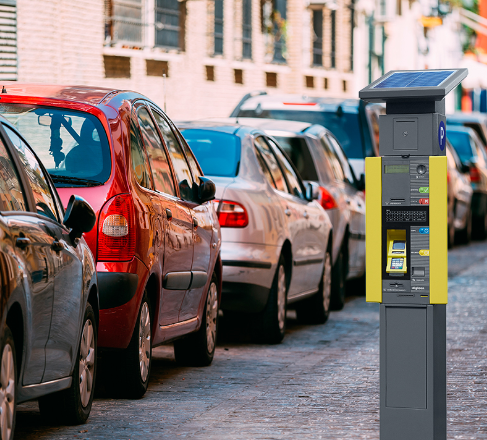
[373,71,455,89]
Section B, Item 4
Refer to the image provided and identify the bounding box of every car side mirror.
[63,195,96,247]
[198,177,216,203]
[460,163,471,174]
[356,173,365,191]
[305,181,320,201]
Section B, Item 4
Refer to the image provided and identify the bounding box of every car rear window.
[180,129,241,177]
[447,131,476,164]
[272,136,318,181]
[0,104,111,187]
[237,108,364,159]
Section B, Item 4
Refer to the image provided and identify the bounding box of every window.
[349,0,355,71]
[327,134,354,185]
[0,1,17,81]
[320,135,344,181]
[273,136,318,181]
[104,55,131,78]
[130,121,152,189]
[273,0,287,62]
[105,0,143,45]
[137,108,176,195]
[206,65,215,81]
[155,0,185,50]
[152,111,194,201]
[255,148,276,188]
[254,137,287,193]
[146,59,169,77]
[330,10,336,69]
[305,76,314,88]
[312,9,323,66]
[324,77,329,89]
[5,126,59,221]
[242,0,252,59]
[266,72,277,87]
[0,136,26,212]
[343,80,347,92]
[214,0,224,55]
[234,69,243,84]
[267,138,304,199]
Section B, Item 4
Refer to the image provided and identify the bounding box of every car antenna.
[1,86,7,93]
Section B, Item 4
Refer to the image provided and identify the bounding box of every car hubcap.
[139,302,151,383]
[277,265,287,331]
[206,282,218,353]
[79,319,95,408]
[323,253,332,313]
[0,343,14,440]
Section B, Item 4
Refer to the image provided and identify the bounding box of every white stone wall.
[15,0,356,120]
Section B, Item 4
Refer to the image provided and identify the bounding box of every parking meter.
[359,69,467,440]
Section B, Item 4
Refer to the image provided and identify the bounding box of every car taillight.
[447,170,450,184]
[97,194,136,261]
[214,200,249,228]
[470,165,481,183]
[318,187,338,210]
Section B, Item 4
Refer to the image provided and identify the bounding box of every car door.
[267,137,324,295]
[135,105,194,326]
[4,124,84,382]
[327,133,366,276]
[0,125,55,385]
[151,109,213,321]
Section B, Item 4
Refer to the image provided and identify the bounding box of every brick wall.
[15,0,357,120]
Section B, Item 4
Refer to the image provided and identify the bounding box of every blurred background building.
[0,0,485,117]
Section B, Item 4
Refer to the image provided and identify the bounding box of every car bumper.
[220,242,279,313]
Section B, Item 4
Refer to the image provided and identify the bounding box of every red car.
[0,85,222,398]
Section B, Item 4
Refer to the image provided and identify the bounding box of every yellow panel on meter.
[386,230,407,274]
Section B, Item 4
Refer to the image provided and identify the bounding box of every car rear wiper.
[50,175,102,187]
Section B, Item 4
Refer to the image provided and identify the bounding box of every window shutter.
[0,0,17,81]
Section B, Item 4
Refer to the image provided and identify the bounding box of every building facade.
[2,0,357,119]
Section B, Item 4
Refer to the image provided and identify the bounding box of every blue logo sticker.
[438,121,446,151]
[419,227,429,234]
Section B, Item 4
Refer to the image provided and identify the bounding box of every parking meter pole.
[359,69,468,440]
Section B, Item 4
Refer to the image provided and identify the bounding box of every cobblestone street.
[16,242,487,439]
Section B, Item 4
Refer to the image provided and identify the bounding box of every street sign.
[360,68,467,440]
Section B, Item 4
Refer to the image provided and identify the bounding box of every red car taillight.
[318,186,338,210]
[470,165,481,183]
[214,200,249,228]
[97,194,136,261]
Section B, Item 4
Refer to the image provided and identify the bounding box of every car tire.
[448,213,455,249]
[121,292,152,399]
[39,302,97,425]
[456,208,472,245]
[330,249,346,311]
[0,326,16,440]
[295,250,332,325]
[473,203,487,240]
[174,274,219,366]
[254,255,287,344]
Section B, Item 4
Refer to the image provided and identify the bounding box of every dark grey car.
[0,116,98,440]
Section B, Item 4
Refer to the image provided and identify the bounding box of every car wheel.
[122,292,152,398]
[0,326,16,440]
[39,302,97,424]
[456,208,472,245]
[174,274,219,366]
[448,216,455,249]
[254,255,287,344]
[296,250,332,324]
[330,249,346,311]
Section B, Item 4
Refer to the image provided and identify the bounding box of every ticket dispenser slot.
[386,230,407,274]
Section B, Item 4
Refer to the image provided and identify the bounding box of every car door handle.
[303,211,309,219]
[166,208,173,220]
[15,237,30,250]
[51,240,64,252]
[193,217,198,229]
[284,208,291,217]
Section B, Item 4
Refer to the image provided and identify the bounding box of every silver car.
[178,121,333,343]
[230,118,366,309]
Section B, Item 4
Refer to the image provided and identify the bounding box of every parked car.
[0,85,222,399]
[447,112,487,149]
[230,92,385,180]
[446,140,474,246]
[178,121,333,343]
[0,115,98,439]
[447,125,487,239]
[225,117,365,308]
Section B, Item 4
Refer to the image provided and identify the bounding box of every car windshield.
[237,108,364,159]
[0,104,111,187]
[272,136,318,181]
[180,129,241,177]
[447,130,476,165]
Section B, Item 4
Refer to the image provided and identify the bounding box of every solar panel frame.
[373,71,455,89]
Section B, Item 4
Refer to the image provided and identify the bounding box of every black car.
[0,116,98,439]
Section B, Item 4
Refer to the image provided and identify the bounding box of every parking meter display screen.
[385,165,409,174]
[373,70,454,89]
